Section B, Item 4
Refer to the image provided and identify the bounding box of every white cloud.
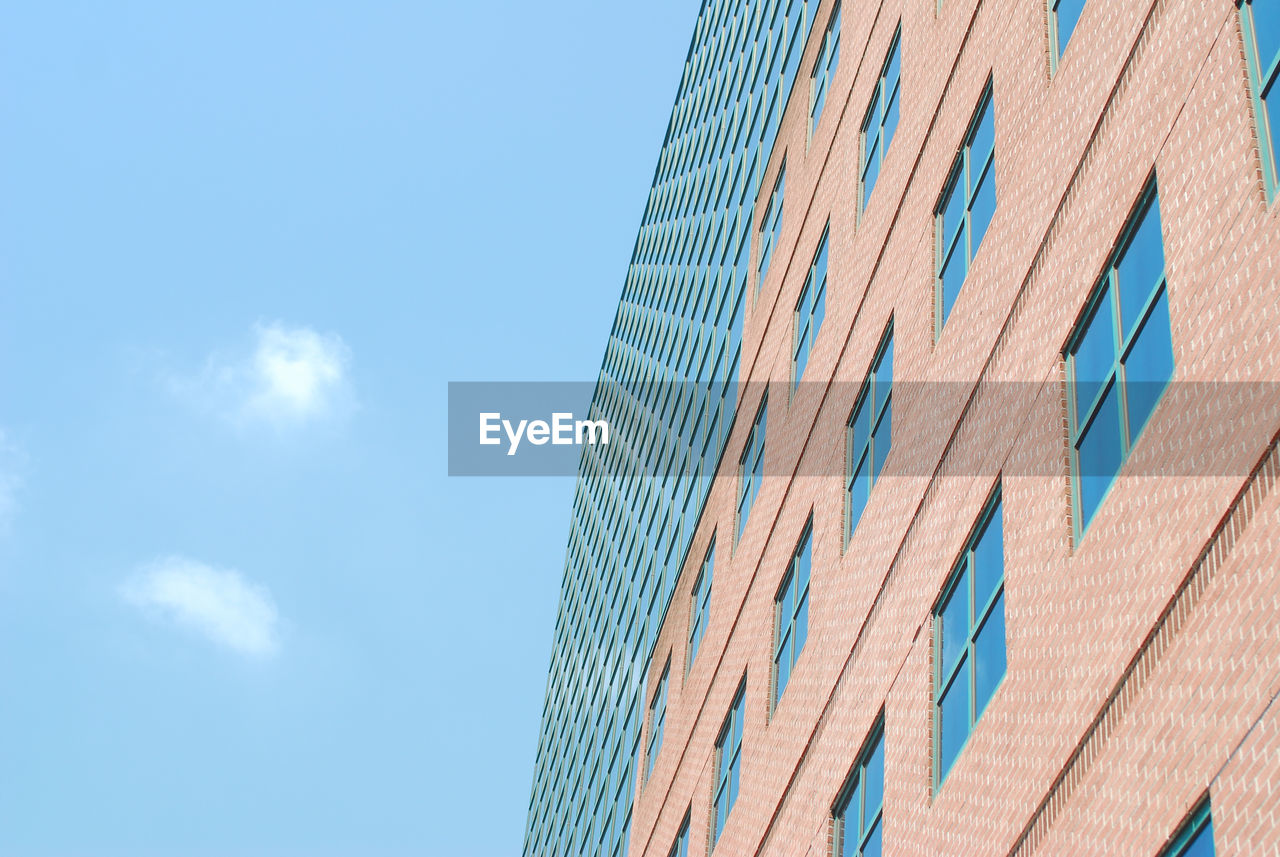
[173,323,353,429]
[0,430,23,536]
[121,556,281,657]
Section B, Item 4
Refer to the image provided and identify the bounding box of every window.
[934,489,1005,787]
[737,399,767,542]
[833,719,885,857]
[773,518,812,707]
[846,325,893,543]
[810,4,841,138]
[1241,0,1280,198]
[1050,0,1087,70]
[645,660,669,781]
[759,165,785,288]
[689,539,714,669]
[793,226,829,390]
[1161,800,1214,857]
[667,814,690,857]
[935,84,996,333]
[712,681,746,847]
[860,27,902,212]
[1066,181,1172,539]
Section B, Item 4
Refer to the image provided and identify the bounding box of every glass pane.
[884,84,900,154]
[1076,381,1124,531]
[1071,287,1117,420]
[942,176,965,248]
[851,400,870,458]
[860,817,883,857]
[795,342,809,382]
[969,158,996,261]
[840,782,862,857]
[1055,0,1087,55]
[886,36,901,91]
[875,337,893,409]
[795,593,808,656]
[1251,0,1280,72]
[973,501,1004,612]
[728,753,739,804]
[864,91,881,164]
[1116,195,1165,341]
[813,276,826,335]
[863,733,885,817]
[873,398,892,478]
[862,145,881,208]
[849,457,869,536]
[939,572,969,673]
[1123,288,1174,441]
[938,658,971,780]
[940,227,967,325]
[1264,75,1280,159]
[813,80,827,127]
[776,647,791,698]
[974,591,1006,715]
[796,535,812,589]
[1179,816,1215,857]
[971,96,995,167]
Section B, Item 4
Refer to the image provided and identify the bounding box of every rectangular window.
[935,83,996,333]
[689,539,714,669]
[1050,0,1087,70]
[737,398,768,542]
[860,26,902,213]
[1066,181,1173,539]
[810,4,841,138]
[833,718,885,857]
[758,165,785,288]
[773,518,812,707]
[846,324,893,543]
[1161,800,1214,857]
[645,660,669,781]
[793,225,829,390]
[1241,0,1280,198]
[667,814,690,857]
[934,489,1006,788]
[712,680,746,846]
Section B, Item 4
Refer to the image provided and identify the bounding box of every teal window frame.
[1065,180,1173,542]
[859,26,902,213]
[832,717,885,857]
[759,164,786,288]
[1050,0,1088,73]
[933,488,1006,790]
[737,398,768,543]
[793,225,829,391]
[1241,0,1280,199]
[689,538,714,670]
[645,660,669,781]
[712,680,746,847]
[773,517,813,708]
[810,3,841,139]
[934,82,996,334]
[1161,799,1214,857]
[846,324,893,545]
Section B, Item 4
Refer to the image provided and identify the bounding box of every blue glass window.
[810,4,841,137]
[774,519,812,706]
[793,226,829,389]
[689,539,714,669]
[1161,801,1214,857]
[738,399,768,542]
[935,85,996,332]
[713,681,746,846]
[759,166,785,288]
[1242,0,1280,198]
[1051,0,1088,69]
[645,661,669,781]
[1067,182,1173,538]
[834,719,885,857]
[934,491,1005,787]
[667,815,690,857]
[847,326,893,543]
[860,27,902,212]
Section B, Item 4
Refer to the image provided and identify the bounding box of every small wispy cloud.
[120,556,281,658]
[0,429,23,536]
[171,323,353,430]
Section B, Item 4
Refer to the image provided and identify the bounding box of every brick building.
[524,1,1280,856]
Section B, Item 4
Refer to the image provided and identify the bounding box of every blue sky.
[0,3,692,855]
